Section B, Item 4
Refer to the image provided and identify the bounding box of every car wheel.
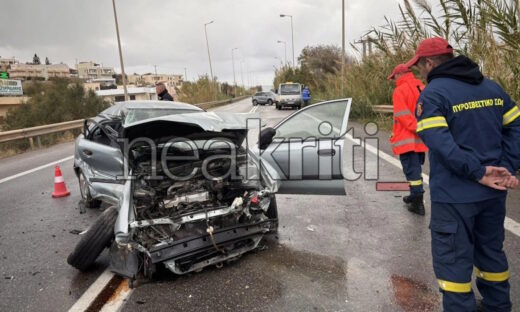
[79,171,101,208]
[67,207,118,271]
[267,100,273,105]
[253,100,258,106]
[276,104,280,110]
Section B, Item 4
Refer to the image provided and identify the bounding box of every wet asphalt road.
[1,98,519,311]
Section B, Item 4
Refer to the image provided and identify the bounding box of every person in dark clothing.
[407,37,520,312]
[156,82,174,101]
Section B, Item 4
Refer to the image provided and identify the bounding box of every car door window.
[274,100,349,139]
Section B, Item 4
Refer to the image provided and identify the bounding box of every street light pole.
[341,0,345,91]
[231,48,238,86]
[280,14,295,67]
[240,60,245,90]
[277,40,287,66]
[204,20,216,99]
[231,48,238,96]
[112,0,128,100]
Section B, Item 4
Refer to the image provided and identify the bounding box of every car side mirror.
[259,127,276,150]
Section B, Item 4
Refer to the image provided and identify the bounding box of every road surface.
[1,97,519,311]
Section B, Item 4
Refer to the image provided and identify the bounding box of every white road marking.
[67,270,115,312]
[348,134,520,237]
[99,281,133,312]
[0,155,74,185]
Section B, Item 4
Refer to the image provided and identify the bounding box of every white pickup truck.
[276,82,302,110]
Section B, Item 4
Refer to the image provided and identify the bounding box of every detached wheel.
[253,100,258,106]
[67,207,118,271]
[79,171,101,208]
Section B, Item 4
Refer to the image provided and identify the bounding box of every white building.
[77,62,115,80]
[95,87,157,103]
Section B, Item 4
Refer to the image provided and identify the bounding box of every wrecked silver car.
[68,99,351,281]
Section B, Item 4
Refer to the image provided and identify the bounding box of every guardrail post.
[36,136,42,149]
[28,137,35,150]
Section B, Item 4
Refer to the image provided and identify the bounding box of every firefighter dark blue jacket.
[416,56,520,203]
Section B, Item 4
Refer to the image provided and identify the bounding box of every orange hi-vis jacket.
[390,73,428,155]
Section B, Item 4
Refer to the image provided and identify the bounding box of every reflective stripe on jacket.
[390,73,428,155]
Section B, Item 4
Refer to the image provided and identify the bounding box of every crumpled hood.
[427,55,484,85]
[122,111,260,145]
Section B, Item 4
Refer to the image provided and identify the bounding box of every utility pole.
[204,21,215,81]
[280,14,295,67]
[341,0,345,91]
[204,20,216,100]
[184,67,188,82]
[112,0,128,100]
[277,40,287,66]
[154,65,157,75]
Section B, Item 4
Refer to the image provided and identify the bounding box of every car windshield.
[124,108,198,125]
[280,84,300,95]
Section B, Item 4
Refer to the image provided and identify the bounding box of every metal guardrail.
[372,104,393,114]
[0,96,251,149]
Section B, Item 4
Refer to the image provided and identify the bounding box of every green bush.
[3,79,108,131]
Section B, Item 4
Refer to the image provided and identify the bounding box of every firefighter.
[407,37,520,311]
[388,64,428,215]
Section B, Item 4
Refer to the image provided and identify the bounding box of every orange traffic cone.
[52,165,70,198]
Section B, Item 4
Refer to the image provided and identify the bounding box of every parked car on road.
[252,91,277,106]
[68,99,352,281]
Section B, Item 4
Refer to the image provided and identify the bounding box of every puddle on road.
[124,238,348,312]
[391,275,439,312]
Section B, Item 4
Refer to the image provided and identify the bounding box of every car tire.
[253,100,258,106]
[79,171,101,209]
[276,104,281,110]
[67,207,118,271]
[267,100,273,105]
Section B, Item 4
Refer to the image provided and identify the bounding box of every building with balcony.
[127,73,184,88]
[76,62,115,80]
[8,63,70,80]
[0,57,18,72]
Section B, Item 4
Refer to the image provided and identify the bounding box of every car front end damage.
[107,113,280,279]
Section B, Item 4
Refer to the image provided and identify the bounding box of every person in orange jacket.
[388,64,428,215]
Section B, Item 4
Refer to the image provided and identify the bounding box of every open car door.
[257,98,351,195]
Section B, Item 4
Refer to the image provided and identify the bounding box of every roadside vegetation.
[273,0,520,120]
[0,79,108,157]
[176,75,253,104]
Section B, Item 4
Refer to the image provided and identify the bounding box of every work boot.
[407,195,425,216]
[402,195,413,204]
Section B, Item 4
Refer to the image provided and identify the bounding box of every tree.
[33,54,41,65]
[45,57,51,65]
[297,45,347,81]
[3,79,109,130]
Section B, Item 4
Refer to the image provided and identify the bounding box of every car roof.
[99,100,203,117]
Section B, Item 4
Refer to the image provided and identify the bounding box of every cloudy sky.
[1,0,404,86]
